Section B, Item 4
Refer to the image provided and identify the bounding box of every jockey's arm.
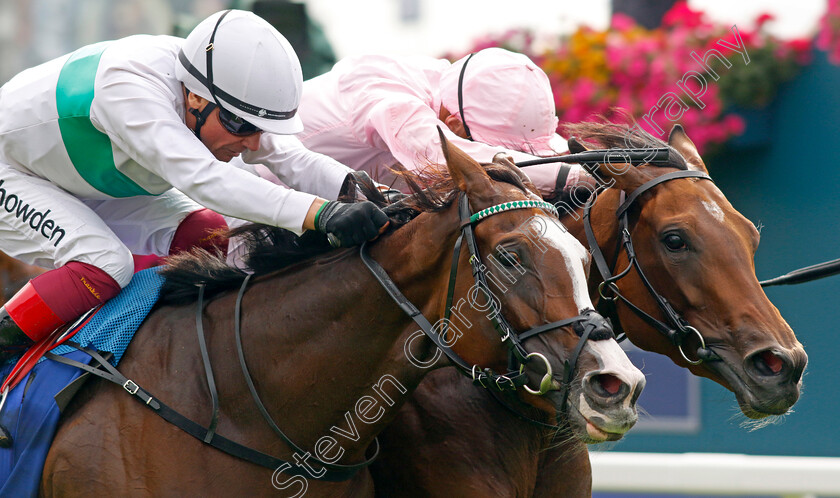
[242,134,352,202]
[363,95,586,198]
[95,81,318,234]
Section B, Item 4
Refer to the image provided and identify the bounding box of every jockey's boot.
[0,282,70,448]
[0,282,66,364]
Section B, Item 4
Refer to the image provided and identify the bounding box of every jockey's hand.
[380,187,409,204]
[372,182,408,204]
[316,201,390,247]
[492,152,516,168]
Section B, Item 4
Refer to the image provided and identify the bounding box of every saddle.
[0,268,165,495]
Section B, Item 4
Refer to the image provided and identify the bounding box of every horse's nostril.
[752,350,785,376]
[592,373,622,397]
[761,351,784,374]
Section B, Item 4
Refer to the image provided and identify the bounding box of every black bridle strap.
[360,240,535,391]
[232,274,380,478]
[582,187,615,283]
[584,170,722,362]
[359,242,471,374]
[195,284,220,443]
[45,276,377,481]
[441,231,465,333]
[361,191,608,396]
[586,190,688,341]
[557,325,594,413]
[457,53,476,141]
[616,170,711,218]
[457,194,530,365]
[517,313,601,342]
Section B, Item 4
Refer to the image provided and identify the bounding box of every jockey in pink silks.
[297,47,593,200]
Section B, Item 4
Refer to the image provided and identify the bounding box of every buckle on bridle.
[123,379,140,395]
[495,375,514,391]
[500,327,511,343]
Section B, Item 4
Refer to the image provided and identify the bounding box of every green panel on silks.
[602,50,840,459]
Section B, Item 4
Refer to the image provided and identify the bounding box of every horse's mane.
[561,115,689,171]
[158,161,533,305]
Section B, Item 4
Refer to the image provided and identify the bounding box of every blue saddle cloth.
[0,268,165,497]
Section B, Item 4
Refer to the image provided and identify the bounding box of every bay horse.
[39,134,644,496]
[0,251,44,305]
[369,123,808,497]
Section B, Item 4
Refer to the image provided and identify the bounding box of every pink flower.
[572,79,597,103]
[788,38,814,65]
[611,13,637,32]
[662,1,706,29]
[755,13,775,29]
[723,114,746,136]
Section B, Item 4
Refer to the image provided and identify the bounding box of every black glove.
[316,201,390,247]
[380,188,409,204]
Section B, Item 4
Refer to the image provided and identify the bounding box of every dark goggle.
[218,106,261,136]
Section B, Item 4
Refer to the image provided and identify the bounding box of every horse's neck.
[216,223,456,461]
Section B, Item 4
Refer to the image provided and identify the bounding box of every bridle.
[578,156,722,365]
[518,147,722,364]
[361,191,614,412]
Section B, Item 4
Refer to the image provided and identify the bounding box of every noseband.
[582,165,721,365]
[361,192,612,408]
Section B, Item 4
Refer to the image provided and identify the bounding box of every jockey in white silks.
[0,10,388,359]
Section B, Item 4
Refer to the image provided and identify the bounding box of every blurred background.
[2,0,839,496]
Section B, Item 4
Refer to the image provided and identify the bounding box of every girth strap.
[45,345,362,481]
[45,273,380,482]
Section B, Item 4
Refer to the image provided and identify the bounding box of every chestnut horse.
[369,123,808,497]
[39,135,644,496]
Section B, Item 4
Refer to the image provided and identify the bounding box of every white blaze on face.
[576,339,646,415]
[534,215,592,313]
[702,199,725,223]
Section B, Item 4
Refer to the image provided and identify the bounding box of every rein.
[513,149,719,364]
[360,191,611,413]
[583,169,721,365]
[49,275,379,482]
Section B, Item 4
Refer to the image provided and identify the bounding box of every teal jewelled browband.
[469,200,559,224]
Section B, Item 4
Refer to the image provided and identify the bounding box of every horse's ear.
[438,127,493,193]
[668,125,708,173]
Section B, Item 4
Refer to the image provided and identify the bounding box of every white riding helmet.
[176,9,304,134]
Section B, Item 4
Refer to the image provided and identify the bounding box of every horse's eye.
[496,250,521,267]
[662,233,687,252]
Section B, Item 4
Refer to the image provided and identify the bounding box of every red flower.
[755,13,775,29]
[662,1,706,29]
[611,13,637,32]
